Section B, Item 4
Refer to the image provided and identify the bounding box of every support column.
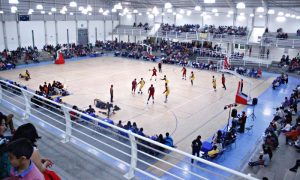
[103,20,106,41]
[55,20,58,45]
[124,132,137,179]
[21,89,32,121]
[112,19,114,41]
[2,21,8,49]
[265,12,269,29]
[75,20,78,44]
[32,30,35,48]
[87,20,90,43]
[16,15,21,48]
[44,21,48,45]
[233,9,237,26]
[61,106,72,143]
[251,9,255,28]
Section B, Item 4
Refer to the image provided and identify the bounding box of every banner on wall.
[199,33,208,39]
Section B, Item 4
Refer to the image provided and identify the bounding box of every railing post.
[165,31,168,39]
[21,89,32,121]
[117,29,119,34]
[132,29,134,36]
[124,131,137,179]
[0,83,2,103]
[276,38,278,47]
[185,32,188,40]
[176,32,178,39]
[61,106,72,143]
[292,40,295,48]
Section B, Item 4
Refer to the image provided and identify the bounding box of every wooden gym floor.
[0,57,274,152]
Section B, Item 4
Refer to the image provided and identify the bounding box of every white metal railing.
[0,80,258,180]
[195,56,271,68]
[260,36,300,48]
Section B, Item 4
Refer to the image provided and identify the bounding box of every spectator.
[238,111,247,133]
[207,145,219,158]
[164,132,174,147]
[117,120,123,128]
[0,112,15,134]
[248,150,270,167]
[12,123,54,174]
[137,128,145,137]
[86,105,95,114]
[5,138,44,180]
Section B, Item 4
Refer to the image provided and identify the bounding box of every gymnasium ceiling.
[1,0,300,14]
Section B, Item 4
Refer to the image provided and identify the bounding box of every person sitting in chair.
[164,132,174,147]
[207,145,219,158]
[86,105,95,114]
[19,69,31,81]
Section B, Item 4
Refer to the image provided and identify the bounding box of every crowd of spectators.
[249,85,300,168]
[0,46,41,71]
[159,23,247,36]
[160,23,200,33]
[276,28,288,39]
[0,112,60,180]
[133,22,150,30]
[272,73,288,89]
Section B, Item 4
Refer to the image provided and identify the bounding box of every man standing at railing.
[267,49,270,59]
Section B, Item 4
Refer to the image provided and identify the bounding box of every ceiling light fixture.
[195,6,201,11]
[236,2,245,9]
[204,0,215,3]
[9,0,19,4]
[256,7,264,13]
[164,2,172,9]
[11,6,17,13]
[69,1,77,7]
[267,9,275,14]
[36,4,43,10]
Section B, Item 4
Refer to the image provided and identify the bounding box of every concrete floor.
[0,56,273,154]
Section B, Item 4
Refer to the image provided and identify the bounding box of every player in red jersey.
[147,84,155,104]
[132,78,137,94]
[150,67,157,81]
[221,74,226,90]
[182,67,187,80]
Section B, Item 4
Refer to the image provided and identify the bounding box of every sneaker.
[289,168,297,172]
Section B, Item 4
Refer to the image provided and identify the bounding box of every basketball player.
[138,78,145,94]
[222,74,226,90]
[190,71,195,86]
[161,75,169,85]
[182,67,187,80]
[158,62,162,73]
[150,67,157,81]
[163,83,170,103]
[147,84,155,104]
[212,76,216,91]
[132,78,137,94]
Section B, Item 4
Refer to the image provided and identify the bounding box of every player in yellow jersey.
[163,83,170,103]
[190,71,195,86]
[212,76,216,91]
[161,75,169,85]
[138,78,146,94]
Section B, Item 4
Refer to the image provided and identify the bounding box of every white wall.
[268,15,299,33]
[88,21,105,43]
[19,21,45,49]
[45,21,56,45]
[57,21,76,44]
[0,23,5,51]
[5,21,18,50]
